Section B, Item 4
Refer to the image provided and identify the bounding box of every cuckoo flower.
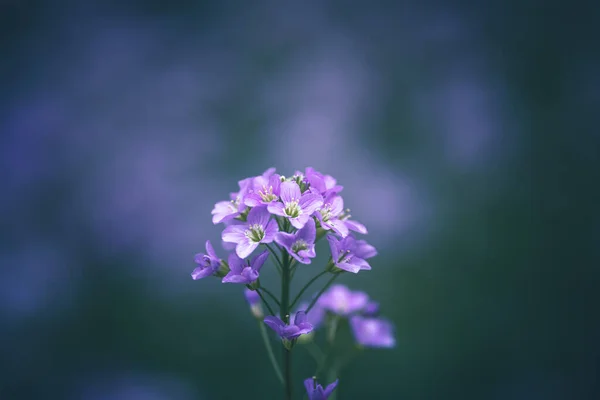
[222,206,278,259]
[263,311,313,340]
[275,218,316,264]
[245,173,282,207]
[304,377,339,400]
[316,195,351,237]
[191,240,221,280]
[211,178,253,224]
[326,235,375,273]
[350,316,396,348]
[222,249,269,284]
[268,181,323,229]
[305,167,343,196]
[318,284,369,316]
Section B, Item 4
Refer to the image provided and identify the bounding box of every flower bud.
[244,288,263,319]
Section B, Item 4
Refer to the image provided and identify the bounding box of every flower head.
[326,235,375,273]
[275,218,317,264]
[350,316,396,348]
[268,181,323,229]
[191,240,221,280]
[263,311,313,340]
[222,249,269,284]
[304,377,339,400]
[318,284,369,316]
[222,206,278,259]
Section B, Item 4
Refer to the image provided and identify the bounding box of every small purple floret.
[263,311,314,340]
[268,181,323,229]
[191,240,221,280]
[275,218,317,264]
[304,377,339,400]
[326,235,376,273]
[350,315,396,348]
[222,206,278,259]
[222,249,269,284]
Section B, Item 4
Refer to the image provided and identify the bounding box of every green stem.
[305,272,342,313]
[290,270,329,309]
[258,320,284,384]
[265,243,283,274]
[253,287,276,316]
[280,252,293,400]
[260,286,281,307]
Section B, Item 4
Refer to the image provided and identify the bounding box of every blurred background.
[1,0,598,399]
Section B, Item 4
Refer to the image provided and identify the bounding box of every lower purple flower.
[304,377,339,400]
[191,240,221,280]
[317,284,369,316]
[350,315,396,348]
[292,301,325,329]
[222,250,269,284]
[263,311,313,340]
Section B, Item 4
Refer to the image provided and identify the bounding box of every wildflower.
[274,218,317,264]
[268,181,323,229]
[245,173,282,207]
[211,178,253,224]
[304,377,339,400]
[244,288,263,319]
[305,167,343,196]
[326,235,375,273]
[222,249,269,285]
[222,206,278,259]
[350,316,396,348]
[318,284,369,315]
[263,311,313,340]
[191,240,221,280]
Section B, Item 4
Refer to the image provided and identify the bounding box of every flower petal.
[344,219,368,234]
[267,202,286,216]
[236,240,258,259]
[247,205,270,227]
[264,316,284,333]
[251,249,269,272]
[222,225,246,243]
[191,267,213,280]
[323,379,339,397]
[280,181,301,203]
[227,253,245,274]
[205,240,218,259]
[299,193,324,215]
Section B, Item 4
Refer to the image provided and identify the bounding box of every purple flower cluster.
[190,167,393,397]
[192,167,374,285]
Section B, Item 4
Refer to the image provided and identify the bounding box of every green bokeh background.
[1,1,598,399]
